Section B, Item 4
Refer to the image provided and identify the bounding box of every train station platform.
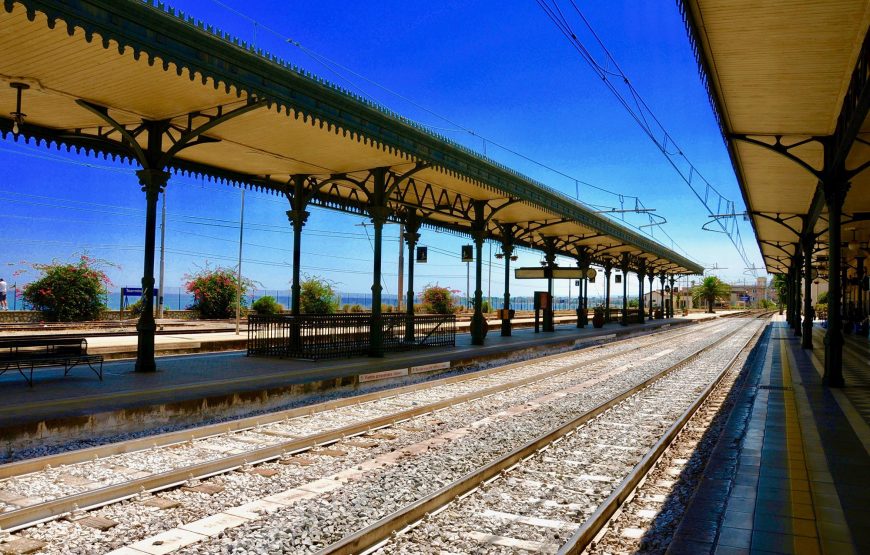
[669,318,870,554]
[0,312,733,457]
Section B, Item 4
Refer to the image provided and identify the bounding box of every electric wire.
[534,0,756,273]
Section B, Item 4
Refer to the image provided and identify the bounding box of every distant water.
[22,288,594,312]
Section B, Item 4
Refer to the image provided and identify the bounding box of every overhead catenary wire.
[534,0,756,274]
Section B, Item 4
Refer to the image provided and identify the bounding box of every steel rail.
[0,320,718,480]
[557,313,770,554]
[316,314,766,555]
[0,321,725,532]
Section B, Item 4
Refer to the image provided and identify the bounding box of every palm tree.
[692,276,731,313]
[772,274,787,315]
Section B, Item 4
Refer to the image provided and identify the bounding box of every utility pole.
[487,242,492,311]
[235,190,245,335]
[157,190,166,318]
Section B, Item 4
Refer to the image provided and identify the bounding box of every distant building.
[645,276,775,309]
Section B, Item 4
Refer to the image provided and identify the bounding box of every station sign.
[121,287,158,297]
[515,267,584,279]
[740,295,751,302]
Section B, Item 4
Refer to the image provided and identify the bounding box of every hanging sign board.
[615,274,622,284]
[461,245,473,262]
[515,267,584,279]
[416,246,428,263]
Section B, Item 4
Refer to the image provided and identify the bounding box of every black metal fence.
[248,313,456,360]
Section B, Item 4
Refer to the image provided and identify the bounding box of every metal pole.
[397,223,404,312]
[133,167,168,373]
[802,234,814,348]
[824,180,846,387]
[466,262,470,309]
[501,241,513,337]
[568,276,572,308]
[157,190,166,319]
[235,189,245,335]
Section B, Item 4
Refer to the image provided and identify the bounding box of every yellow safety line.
[778,327,821,553]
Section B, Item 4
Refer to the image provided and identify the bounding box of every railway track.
[0,317,763,554]
[0,320,731,537]
[317,314,768,555]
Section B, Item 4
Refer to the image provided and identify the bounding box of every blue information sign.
[121,287,158,297]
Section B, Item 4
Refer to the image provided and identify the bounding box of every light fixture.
[9,82,29,135]
[848,230,859,251]
[494,253,504,259]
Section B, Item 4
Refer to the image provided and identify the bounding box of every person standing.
[0,278,7,310]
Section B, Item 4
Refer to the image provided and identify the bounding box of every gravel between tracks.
[4,321,741,554]
[372,320,763,554]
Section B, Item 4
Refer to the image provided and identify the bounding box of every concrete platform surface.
[669,318,870,555]
[5,311,734,359]
[0,313,736,446]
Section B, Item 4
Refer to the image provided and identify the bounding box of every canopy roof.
[680,0,870,274]
[0,0,702,275]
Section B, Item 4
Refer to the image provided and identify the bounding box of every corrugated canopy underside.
[682,0,870,274]
[0,0,703,274]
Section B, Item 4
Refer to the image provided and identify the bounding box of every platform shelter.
[681,0,870,386]
[0,0,702,370]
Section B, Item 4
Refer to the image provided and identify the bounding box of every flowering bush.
[185,266,252,319]
[421,284,460,314]
[22,255,113,322]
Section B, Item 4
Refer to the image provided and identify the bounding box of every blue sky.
[0,0,762,302]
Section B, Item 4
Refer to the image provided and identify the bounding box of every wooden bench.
[0,336,103,387]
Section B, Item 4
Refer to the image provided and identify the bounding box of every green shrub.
[300,275,339,314]
[817,291,829,305]
[22,255,113,322]
[481,300,490,313]
[252,296,283,315]
[185,266,252,319]
[421,284,459,314]
[349,304,364,313]
[126,298,146,318]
